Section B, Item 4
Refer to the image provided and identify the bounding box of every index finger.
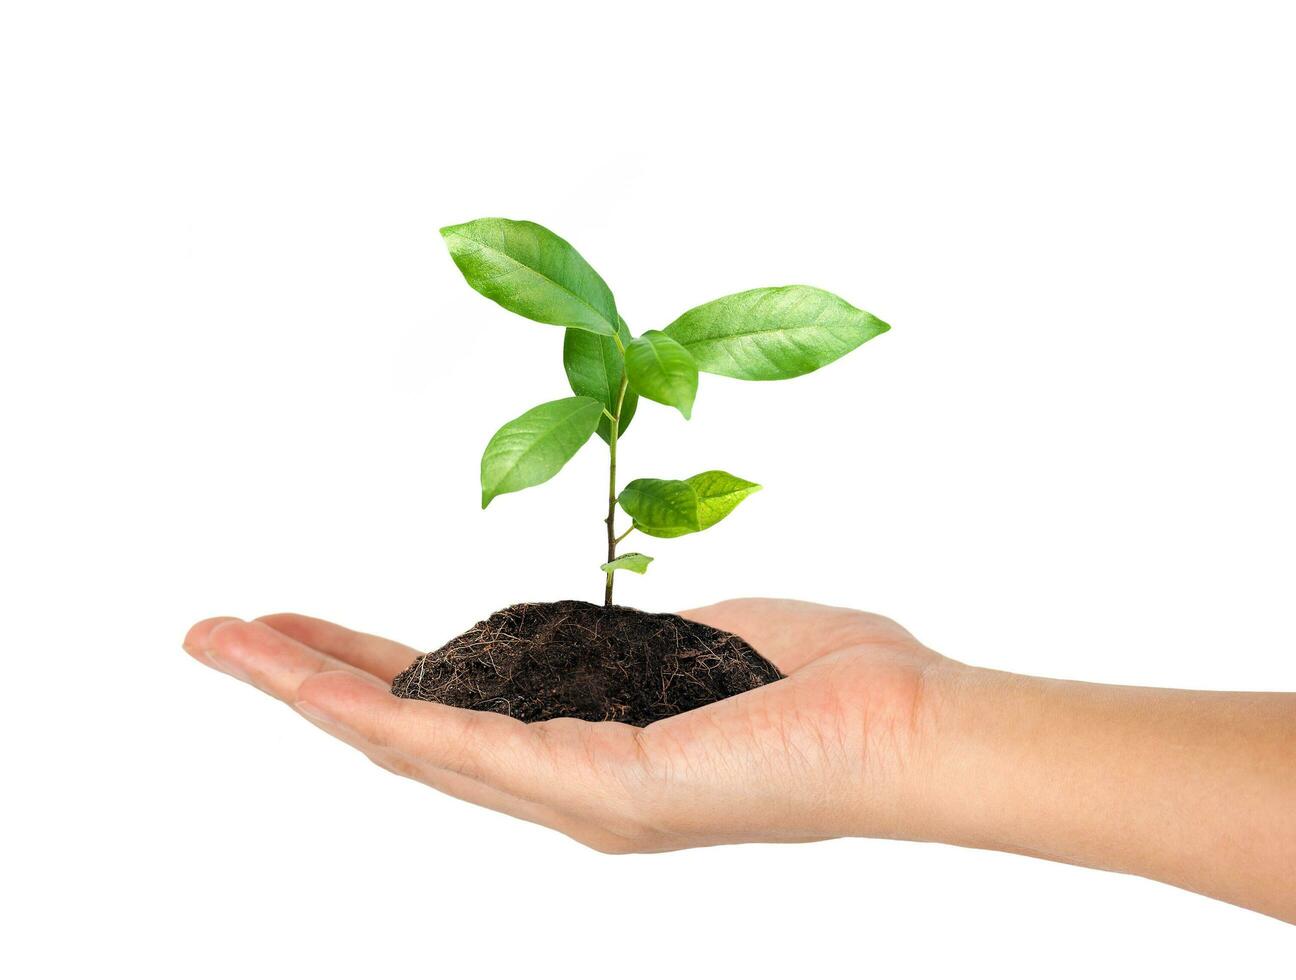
[255,613,420,683]
[295,671,653,820]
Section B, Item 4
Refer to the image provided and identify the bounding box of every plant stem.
[604,371,630,606]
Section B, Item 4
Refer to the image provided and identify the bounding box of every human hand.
[182,599,960,853]
[185,601,1296,919]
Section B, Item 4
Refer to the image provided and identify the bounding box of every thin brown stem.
[603,372,630,606]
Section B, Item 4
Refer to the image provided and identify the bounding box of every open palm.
[185,599,949,852]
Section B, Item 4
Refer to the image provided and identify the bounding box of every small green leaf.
[619,470,760,537]
[481,396,602,507]
[624,330,698,419]
[563,316,638,443]
[663,285,889,380]
[618,478,700,536]
[688,470,762,529]
[600,552,654,574]
[442,217,619,337]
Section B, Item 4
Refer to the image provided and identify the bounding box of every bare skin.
[183,599,1296,923]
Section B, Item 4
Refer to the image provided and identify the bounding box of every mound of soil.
[390,600,782,726]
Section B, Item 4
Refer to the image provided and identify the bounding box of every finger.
[677,599,828,673]
[183,616,240,661]
[199,619,381,701]
[255,613,419,683]
[293,705,639,853]
[678,598,900,673]
[196,626,643,850]
[294,671,650,823]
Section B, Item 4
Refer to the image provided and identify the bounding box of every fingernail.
[204,648,252,683]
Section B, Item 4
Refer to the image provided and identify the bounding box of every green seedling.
[442,217,890,605]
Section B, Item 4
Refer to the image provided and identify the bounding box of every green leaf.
[618,478,700,537]
[662,285,889,380]
[619,470,760,537]
[688,470,762,529]
[630,522,695,539]
[563,316,638,443]
[480,396,602,508]
[600,552,654,574]
[441,218,619,337]
[624,330,698,419]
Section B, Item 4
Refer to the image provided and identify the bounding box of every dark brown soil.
[390,600,783,726]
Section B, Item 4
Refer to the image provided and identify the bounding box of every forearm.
[915,665,1296,922]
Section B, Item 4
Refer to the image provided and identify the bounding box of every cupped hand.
[183,600,958,853]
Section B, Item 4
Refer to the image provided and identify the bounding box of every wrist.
[895,661,1049,851]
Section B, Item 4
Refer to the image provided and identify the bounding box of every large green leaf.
[617,478,700,537]
[688,470,762,529]
[662,285,889,380]
[624,330,698,419]
[563,316,637,443]
[480,396,602,508]
[618,470,759,537]
[441,217,619,337]
[600,552,654,574]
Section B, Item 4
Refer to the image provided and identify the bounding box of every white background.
[2,1,1293,974]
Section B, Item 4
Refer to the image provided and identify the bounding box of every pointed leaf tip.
[689,470,761,530]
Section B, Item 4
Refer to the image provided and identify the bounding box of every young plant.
[442,217,889,606]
